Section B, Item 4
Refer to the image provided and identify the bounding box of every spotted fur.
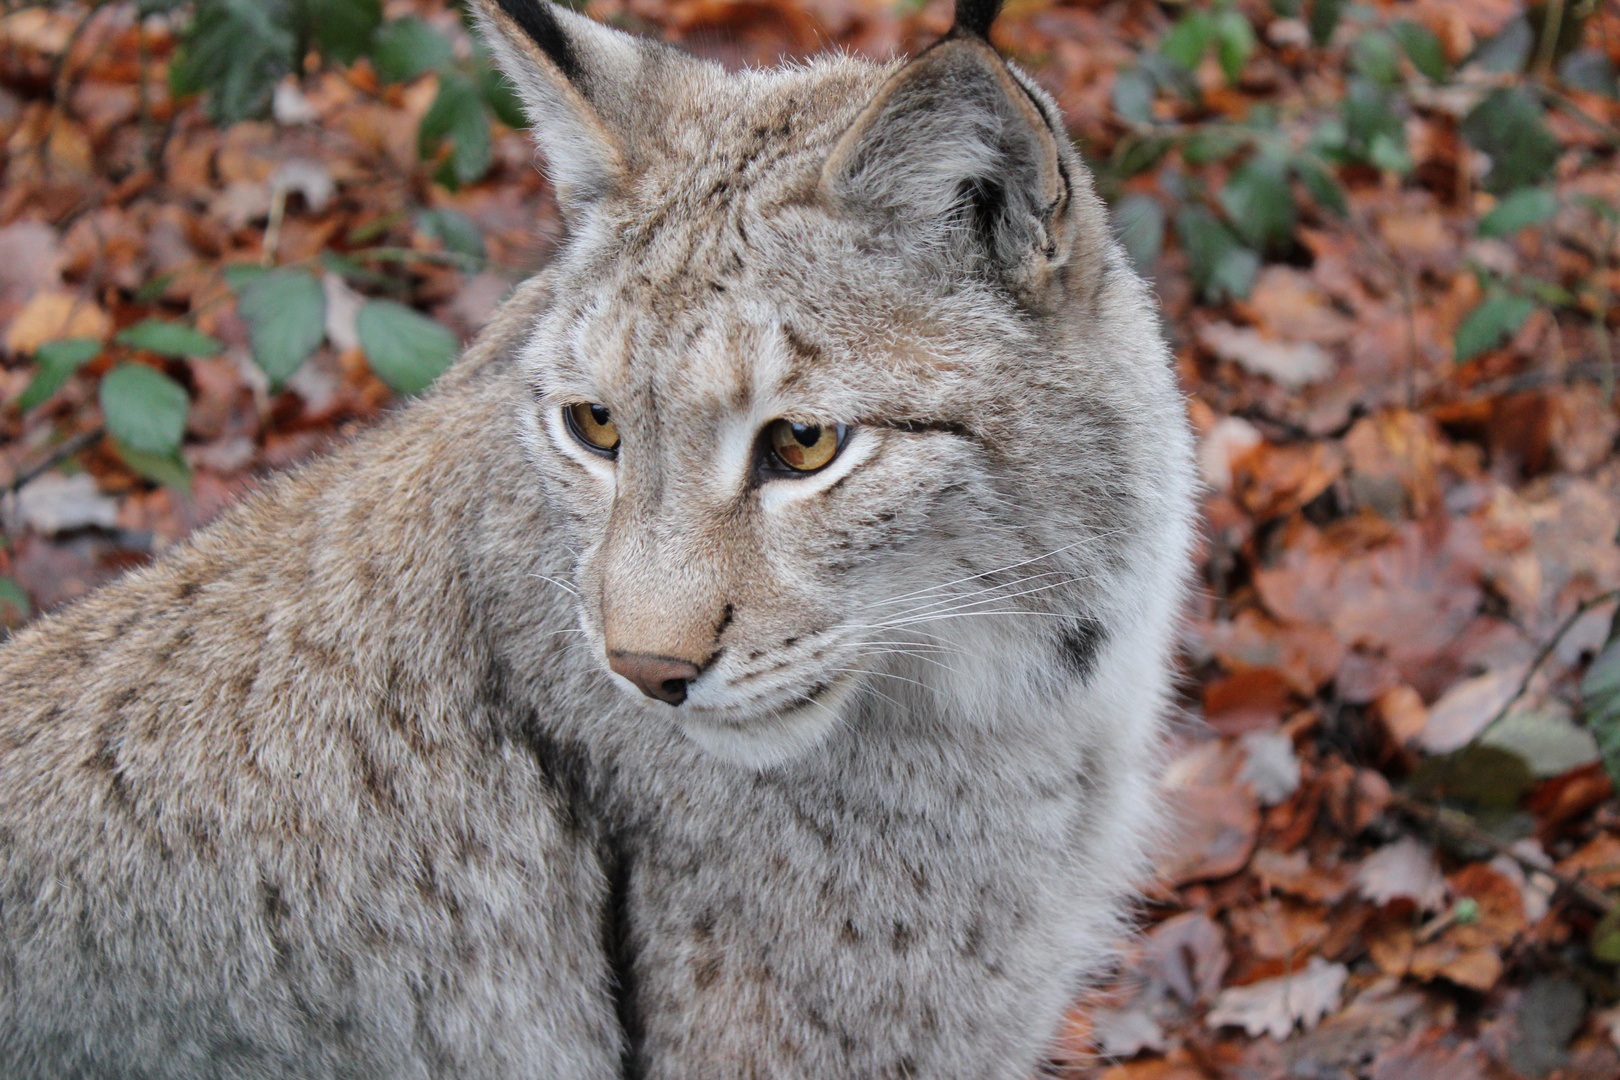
[0,2,1195,1076]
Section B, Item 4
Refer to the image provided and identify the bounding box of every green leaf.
[480,64,529,130]
[307,0,380,65]
[113,442,193,491]
[17,338,101,412]
[1181,127,1244,165]
[115,319,223,359]
[0,574,29,625]
[1342,78,1407,171]
[1161,11,1213,72]
[1584,635,1620,791]
[1219,151,1296,253]
[1592,906,1620,964]
[1480,707,1600,778]
[169,0,297,124]
[355,301,458,395]
[1112,68,1156,127]
[1292,154,1347,216]
[1307,0,1344,47]
[1471,16,1533,74]
[1455,294,1537,361]
[235,268,326,387]
[1111,134,1174,178]
[99,363,189,457]
[1351,30,1403,85]
[1462,87,1562,194]
[1561,49,1619,98]
[222,263,268,291]
[419,71,493,187]
[1478,187,1558,238]
[1212,10,1255,84]
[371,16,453,83]
[416,207,486,260]
[1176,205,1259,303]
[1114,194,1165,275]
[1407,743,1537,810]
[1391,20,1448,81]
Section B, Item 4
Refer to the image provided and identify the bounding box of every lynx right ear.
[473,0,667,214]
[819,0,1072,289]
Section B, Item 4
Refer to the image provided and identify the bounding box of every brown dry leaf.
[1226,898,1331,961]
[1254,520,1483,687]
[1251,847,1351,904]
[1344,410,1444,518]
[1202,667,1292,736]
[1206,956,1349,1039]
[1143,909,1229,1005]
[1417,667,1527,754]
[1374,686,1429,746]
[1234,441,1345,521]
[1408,941,1502,991]
[1094,1049,1213,1080]
[1247,266,1355,345]
[1557,832,1620,892]
[4,289,111,353]
[1367,914,1416,979]
[1356,837,1447,911]
[1157,781,1260,887]
[1368,1028,1491,1080]
[1201,321,1335,388]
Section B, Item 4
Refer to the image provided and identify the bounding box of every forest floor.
[2,1,1620,1077]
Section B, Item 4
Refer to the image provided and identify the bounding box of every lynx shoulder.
[0,1,1195,1077]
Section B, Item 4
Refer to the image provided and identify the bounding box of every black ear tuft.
[495,0,583,83]
[951,0,1004,40]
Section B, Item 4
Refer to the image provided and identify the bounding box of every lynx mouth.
[675,674,858,769]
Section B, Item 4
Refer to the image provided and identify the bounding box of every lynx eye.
[563,402,620,456]
[765,420,845,474]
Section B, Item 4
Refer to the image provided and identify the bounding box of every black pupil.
[791,423,821,447]
[589,404,611,426]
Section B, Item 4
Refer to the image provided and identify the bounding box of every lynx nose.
[608,652,701,705]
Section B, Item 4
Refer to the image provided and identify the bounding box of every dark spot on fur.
[840,918,861,944]
[174,579,201,600]
[1056,617,1107,681]
[603,835,645,1080]
[692,954,722,990]
[692,910,714,942]
[110,686,138,711]
[890,920,913,952]
[352,746,403,813]
[185,816,218,862]
[716,603,735,638]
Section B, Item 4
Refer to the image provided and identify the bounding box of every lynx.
[0,0,1195,1076]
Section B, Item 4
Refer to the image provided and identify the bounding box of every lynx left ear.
[819,5,1072,288]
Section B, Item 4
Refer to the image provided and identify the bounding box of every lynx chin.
[0,0,1195,1075]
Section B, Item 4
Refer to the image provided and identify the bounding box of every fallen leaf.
[4,289,111,353]
[1201,321,1335,387]
[1143,909,1229,1005]
[1206,956,1349,1039]
[1357,837,1447,910]
[1418,667,1526,754]
[1374,686,1429,745]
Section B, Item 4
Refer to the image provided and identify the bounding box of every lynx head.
[476,0,1191,768]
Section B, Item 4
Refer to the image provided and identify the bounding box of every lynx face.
[480,0,1171,767]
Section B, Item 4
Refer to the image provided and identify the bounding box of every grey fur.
[0,2,1196,1076]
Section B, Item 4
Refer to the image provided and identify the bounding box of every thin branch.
[1475,587,1620,744]
[1391,792,1615,915]
[3,427,104,497]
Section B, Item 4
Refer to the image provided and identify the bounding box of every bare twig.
[1392,793,1616,915]
[3,427,104,498]
[1474,588,1620,744]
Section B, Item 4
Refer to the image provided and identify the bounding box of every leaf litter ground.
[2,1,1620,1078]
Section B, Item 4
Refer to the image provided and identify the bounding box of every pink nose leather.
[608,652,701,705]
